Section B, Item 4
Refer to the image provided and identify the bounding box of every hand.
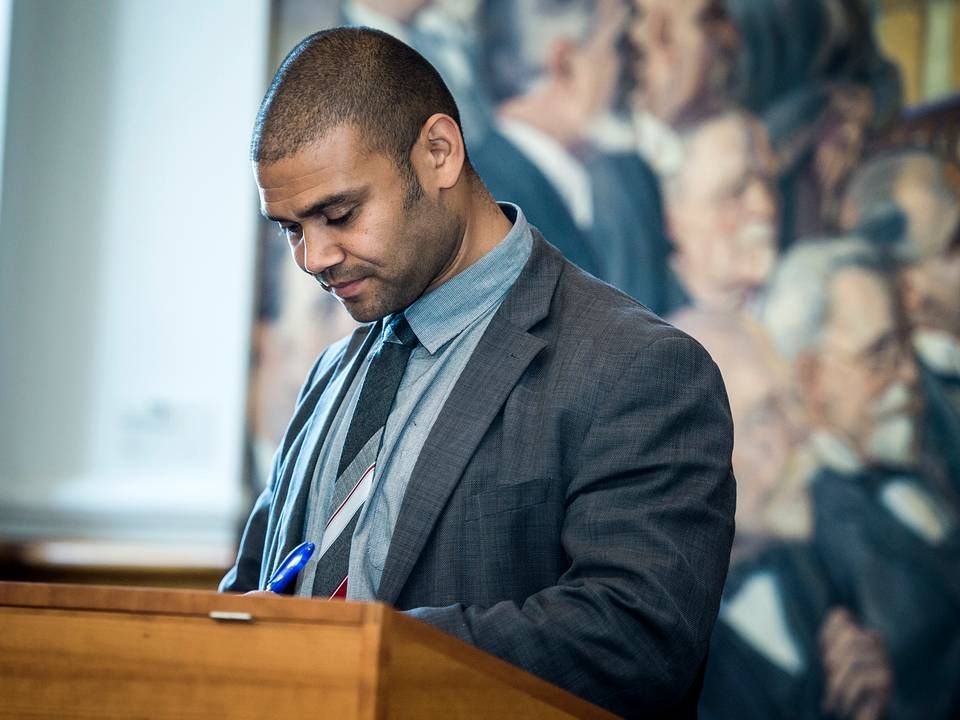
[243,590,275,597]
[819,607,892,720]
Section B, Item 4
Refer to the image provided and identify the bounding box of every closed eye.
[277,222,301,240]
[326,208,356,227]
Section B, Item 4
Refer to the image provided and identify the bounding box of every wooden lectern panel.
[0,582,615,719]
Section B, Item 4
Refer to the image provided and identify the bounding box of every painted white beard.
[736,220,776,255]
[865,381,917,466]
[865,412,917,466]
[810,429,863,473]
[914,329,960,378]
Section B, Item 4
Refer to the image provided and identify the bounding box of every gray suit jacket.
[221,234,736,718]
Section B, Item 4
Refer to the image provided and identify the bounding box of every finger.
[820,607,853,650]
[838,666,892,720]
[822,617,881,674]
[822,633,871,711]
[854,692,890,720]
[821,616,860,671]
[823,641,889,715]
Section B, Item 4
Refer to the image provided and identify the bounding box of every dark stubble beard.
[339,170,465,323]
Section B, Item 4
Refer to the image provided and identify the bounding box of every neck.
[462,181,514,259]
[499,88,586,151]
[425,178,512,297]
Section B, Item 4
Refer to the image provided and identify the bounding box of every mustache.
[736,220,776,249]
[313,266,372,293]
[871,381,919,420]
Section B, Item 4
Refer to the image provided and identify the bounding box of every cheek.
[676,28,709,85]
[824,366,869,422]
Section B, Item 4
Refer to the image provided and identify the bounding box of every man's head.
[485,0,628,144]
[628,0,738,128]
[761,239,921,469]
[664,110,778,310]
[254,28,479,322]
[842,149,960,337]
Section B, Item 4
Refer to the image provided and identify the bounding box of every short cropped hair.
[252,27,466,172]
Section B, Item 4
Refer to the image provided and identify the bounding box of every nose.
[742,177,777,222]
[650,8,669,48]
[299,225,345,277]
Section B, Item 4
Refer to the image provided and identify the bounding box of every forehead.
[255,125,391,208]
[825,267,895,354]
[683,116,773,194]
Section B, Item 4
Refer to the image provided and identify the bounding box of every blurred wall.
[0,0,269,553]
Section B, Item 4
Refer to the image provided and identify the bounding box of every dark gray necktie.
[312,313,418,598]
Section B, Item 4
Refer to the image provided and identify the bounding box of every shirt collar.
[388,203,532,354]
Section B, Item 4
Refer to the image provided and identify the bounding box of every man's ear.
[414,113,465,191]
[545,37,576,83]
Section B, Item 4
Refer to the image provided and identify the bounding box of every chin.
[344,307,386,324]
[342,292,410,325]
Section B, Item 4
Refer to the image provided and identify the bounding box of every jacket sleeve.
[218,453,280,593]
[406,334,736,717]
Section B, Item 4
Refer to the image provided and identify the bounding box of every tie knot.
[387,313,418,349]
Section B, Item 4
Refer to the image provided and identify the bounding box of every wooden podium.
[0,581,615,719]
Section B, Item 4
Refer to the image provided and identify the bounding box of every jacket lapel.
[376,234,562,603]
[266,323,380,579]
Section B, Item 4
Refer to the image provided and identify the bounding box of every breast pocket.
[464,478,565,598]
[465,478,551,521]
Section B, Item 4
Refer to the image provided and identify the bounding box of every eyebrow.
[261,188,368,223]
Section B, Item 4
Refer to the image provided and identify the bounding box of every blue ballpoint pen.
[265,541,316,593]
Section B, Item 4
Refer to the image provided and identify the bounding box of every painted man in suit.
[663,109,779,315]
[759,238,960,719]
[220,27,736,718]
[842,149,960,501]
[472,0,680,314]
[676,309,895,720]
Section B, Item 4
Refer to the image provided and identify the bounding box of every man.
[664,110,779,313]
[473,0,678,313]
[723,0,901,246]
[674,311,894,720]
[628,0,738,131]
[627,0,739,179]
[220,28,736,717]
[759,239,960,720]
[842,149,960,499]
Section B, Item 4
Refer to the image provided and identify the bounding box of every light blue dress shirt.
[296,203,533,599]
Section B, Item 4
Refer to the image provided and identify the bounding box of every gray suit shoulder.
[555,257,708,361]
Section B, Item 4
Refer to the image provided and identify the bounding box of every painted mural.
[248,1,960,717]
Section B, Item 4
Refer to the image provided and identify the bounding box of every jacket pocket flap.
[466,478,550,521]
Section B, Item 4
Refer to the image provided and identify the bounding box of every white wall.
[0,0,270,549]
[0,0,11,208]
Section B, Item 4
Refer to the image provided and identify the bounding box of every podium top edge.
[0,580,378,624]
